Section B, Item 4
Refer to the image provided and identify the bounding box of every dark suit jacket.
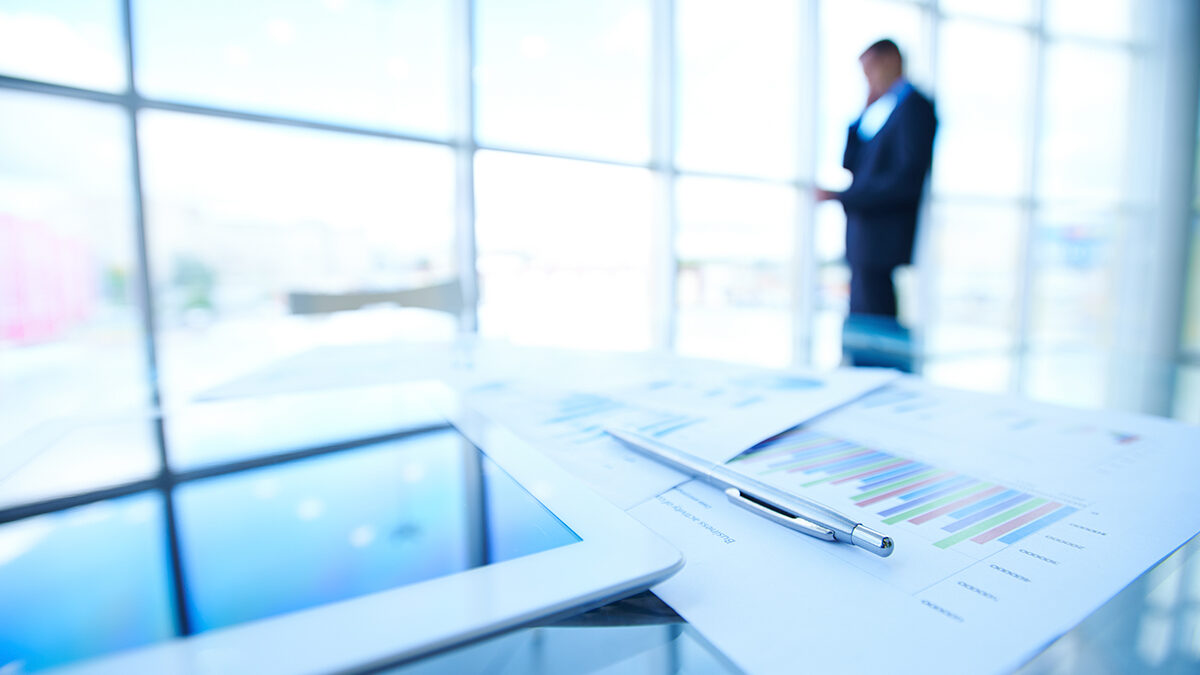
[840,87,937,270]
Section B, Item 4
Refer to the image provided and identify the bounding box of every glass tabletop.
[1,374,1198,674]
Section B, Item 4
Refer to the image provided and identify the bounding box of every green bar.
[934,498,1048,549]
[881,483,991,525]
[801,458,900,488]
[762,446,864,474]
[852,469,939,501]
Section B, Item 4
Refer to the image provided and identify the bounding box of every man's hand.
[814,188,839,202]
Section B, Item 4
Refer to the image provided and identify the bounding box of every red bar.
[909,485,1006,524]
[831,459,912,485]
[787,448,874,473]
[857,472,954,507]
[971,502,1063,544]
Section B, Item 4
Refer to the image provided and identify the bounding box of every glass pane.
[0,0,125,91]
[0,494,175,671]
[1038,45,1132,205]
[0,91,158,500]
[934,21,1033,198]
[674,176,795,367]
[1184,216,1200,353]
[0,415,159,511]
[921,202,1023,353]
[474,151,654,350]
[1028,209,1118,346]
[816,0,927,190]
[1174,366,1200,424]
[676,0,801,180]
[812,202,849,367]
[165,384,446,471]
[939,0,1035,24]
[1046,0,1135,42]
[814,201,847,265]
[1194,106,1199,212]
[139,112,457,403]
[811,308,846,369]
[475,0,651,163]
[174,431,578,633]
[134,0,454,137]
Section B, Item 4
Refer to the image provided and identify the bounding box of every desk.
[1,338,1197,674]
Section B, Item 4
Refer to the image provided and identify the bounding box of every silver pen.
[606,427,894,557]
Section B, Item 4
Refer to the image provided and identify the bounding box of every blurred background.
[1,0,1198,488]
[1,0,1199,671]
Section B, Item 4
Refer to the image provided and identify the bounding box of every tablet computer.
[19,383,681,674]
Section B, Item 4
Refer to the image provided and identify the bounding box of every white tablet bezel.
[56,383,683,674]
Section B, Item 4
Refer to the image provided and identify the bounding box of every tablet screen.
[0,426,580,671]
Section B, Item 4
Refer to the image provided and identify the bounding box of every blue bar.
[859,463,926,488]
[998,506,1079,544]
[949,488,1021,519]
[807,451,890,475]
[943,494,1033,532]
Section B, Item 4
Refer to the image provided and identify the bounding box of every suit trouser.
[848,265,897,318]
[843,265,912,371]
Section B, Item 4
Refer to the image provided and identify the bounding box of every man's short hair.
[862,38,903,65]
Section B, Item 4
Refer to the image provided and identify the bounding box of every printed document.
[630,379,1200,674]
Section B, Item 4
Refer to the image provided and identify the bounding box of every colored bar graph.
[738,428,1083,551]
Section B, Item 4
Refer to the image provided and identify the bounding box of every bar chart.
[731,427,1079,551]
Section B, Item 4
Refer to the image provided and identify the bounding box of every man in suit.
[817,39,937,326]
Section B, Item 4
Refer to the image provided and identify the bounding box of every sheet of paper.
[597,365,898,463]
[462,367,897,510]
[630,379,1200,675]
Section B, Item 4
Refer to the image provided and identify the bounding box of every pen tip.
[852,525,895,557]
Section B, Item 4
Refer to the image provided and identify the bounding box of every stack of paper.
[629,379,1200,674]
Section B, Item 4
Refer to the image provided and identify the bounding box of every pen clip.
[724,488,836,541]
